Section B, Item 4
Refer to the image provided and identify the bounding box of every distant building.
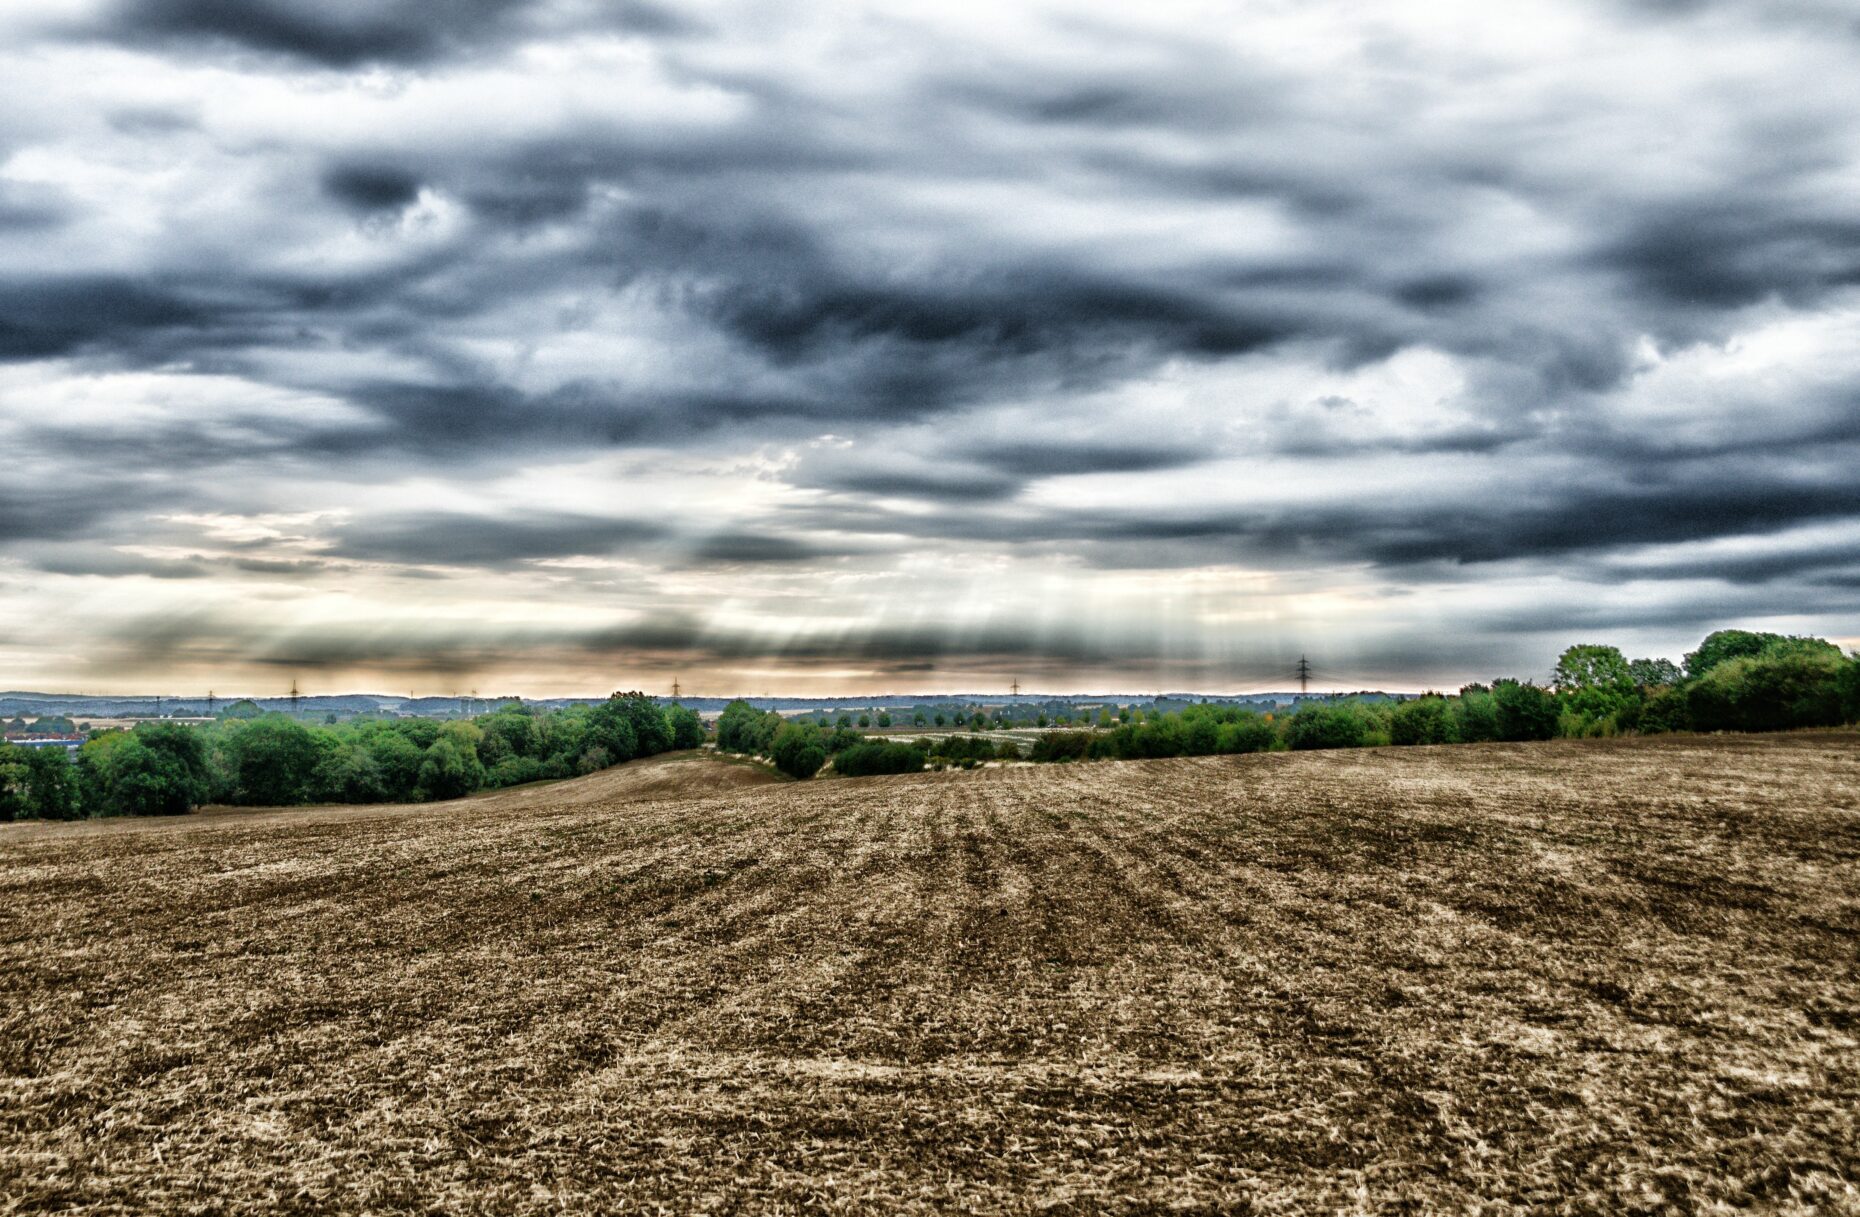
[2,734,85,753]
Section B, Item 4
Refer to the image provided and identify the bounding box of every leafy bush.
[831,742,926,777]
[716,700,782,755]
[1390,697,1454,745]
[1686,650,1847,733]
[487,756,547,787]
[1029,732,1094,762]
[665,704,707,750]
[79,726,210,817]
[1283,702,1375,751]
[1493,681,1559,742]
[1452,687,1501,743]
[0,745,82,821]
[770,721,827,779]
[419,736,485,800]
[923,735,1001,763]
[224,717,324,805]
[1215,715,1279,753]
[1685,630,1842,679]
[1636,685,1692,734]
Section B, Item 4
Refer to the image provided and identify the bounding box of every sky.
[1,0,1858,697]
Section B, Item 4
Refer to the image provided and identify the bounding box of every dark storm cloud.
[328,511,669,568]
[962,440,1205,479]
[0,278,211,360]
[107,0,522,66]
[26,547,213,580]
[321,164,422,213]
[1603,205,1860,310]
[0,486,123,544]
[0,183,71,233]
[98,0,695,67]
[99,607,1179,677]
[779,453,1860,577]
[688,533,837,564]
[795,459,1021,503]
[697,260,1294,367]
[1600,544,1860,587]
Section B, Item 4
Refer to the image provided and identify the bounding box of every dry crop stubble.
[1,734,1858,1212]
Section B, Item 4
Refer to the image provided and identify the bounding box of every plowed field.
[3,734,1858,1213]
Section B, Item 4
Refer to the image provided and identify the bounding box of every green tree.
[832,741,927,777]
[0,742,25,821]
[1283,702,1370,751]
[418,736,485,800]
[770,721,827,779]
[139,721,208,771]
[24,747,82,820]
[314,741,387,803]
[227,717,325,805]
[1214,715,1278,754]
[1839,655,1860,723]
[664,704,706,750]
[1492,680,1559,741]
[1552,644,1641,733]
[1687,650,1846,732]
[718,701,785,754]
[477,711,539,765]
[1638,685,1693,734]
[1453,686,1500,743]
[1685,630,1841,680]
[1554,644,1636,703]
[582,698,640,763]
[360,728,425,799]
[86,736,197,816]
[1628,657,1682,687]
[1390,696,1454,745]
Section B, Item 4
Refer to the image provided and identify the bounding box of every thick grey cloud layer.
[1,0,1857,691]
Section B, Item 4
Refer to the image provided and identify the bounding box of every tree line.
[1032,630,1858,762]
[0,694,703,821]
[717,629,1860,776]
[716,701,1029,778]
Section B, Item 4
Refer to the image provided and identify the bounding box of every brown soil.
[2,735,1856,1213]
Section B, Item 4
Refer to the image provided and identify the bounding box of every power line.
[1296,655,1310,696]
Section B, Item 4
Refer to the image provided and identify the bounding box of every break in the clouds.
[1,0,1857,694]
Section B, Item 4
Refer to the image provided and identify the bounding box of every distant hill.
[0,689,1388,720]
